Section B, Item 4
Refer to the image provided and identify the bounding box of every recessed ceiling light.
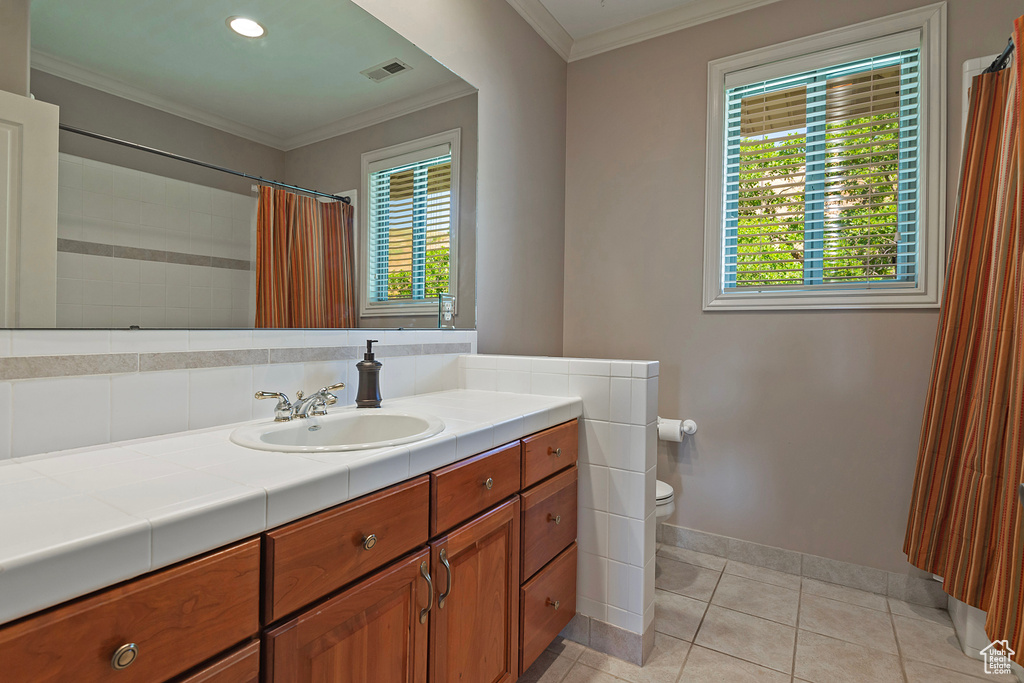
[227,17,265,38]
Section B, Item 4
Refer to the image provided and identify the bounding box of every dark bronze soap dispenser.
[355,339,382,408]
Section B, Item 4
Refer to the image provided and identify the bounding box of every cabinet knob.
[485,477,494,490]
[548,514,561,525]
[362,534,377,551]
[550,447,562,457]
[546,598,561,610]
[111,643,139,670]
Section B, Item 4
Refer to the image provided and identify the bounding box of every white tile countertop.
[0,389,581,625]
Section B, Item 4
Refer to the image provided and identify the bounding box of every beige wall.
[30,71,285,195]
[563,0,1022,573]
[0,0,29,96]
[286,94,478,329]
[352,0,567,355]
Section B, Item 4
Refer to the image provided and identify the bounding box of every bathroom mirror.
[26,0,477,330]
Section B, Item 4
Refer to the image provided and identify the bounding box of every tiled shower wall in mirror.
[56,153,256,329]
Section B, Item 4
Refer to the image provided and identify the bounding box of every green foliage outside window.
[736,111,900,287]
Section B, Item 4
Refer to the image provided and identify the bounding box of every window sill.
[703,285,941,311]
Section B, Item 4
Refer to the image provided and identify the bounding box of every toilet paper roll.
[658,418,684,442]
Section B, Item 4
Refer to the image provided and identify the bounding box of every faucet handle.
[319,382,345,407]
[255,391,293,422]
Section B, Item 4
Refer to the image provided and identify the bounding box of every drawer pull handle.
[548,514,562,525]
[420,561,433,624]
[362,534,377,551]
[438,548,453,609]
[485,477,494,490]
[111,643,139,670]
[546,598,561,610]
[550,447,562,457]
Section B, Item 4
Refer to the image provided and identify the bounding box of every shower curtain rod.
[984,38,1015,73]
[59,123,351,204]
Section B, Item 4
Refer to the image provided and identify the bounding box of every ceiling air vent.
[361,59,413,83]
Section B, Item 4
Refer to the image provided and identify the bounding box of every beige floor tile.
[887,598,952,626]
[724,560,801,590]
[798,593,897,653]
[520,648,580,683]
[658,545,727,572]
[693,604,796,674]
[711,573,799,626]
[578,633,690,683]
[547,636,587,661]
[654,588,707,641]
[800,577,888,611]
[893,615,1016,680]
[656,556,722,602]
[563,662,625,683]
[903,659,1002,682]
[679,645,790,682]
[793,630,902,683]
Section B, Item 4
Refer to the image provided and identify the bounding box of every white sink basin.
[230,409,445,453]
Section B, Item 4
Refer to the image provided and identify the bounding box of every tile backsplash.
[460,354,659,637]
[0,328,475,460]
[56,154,256,329]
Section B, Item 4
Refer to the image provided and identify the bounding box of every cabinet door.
[265,549,430,683]
[430,497,520,683]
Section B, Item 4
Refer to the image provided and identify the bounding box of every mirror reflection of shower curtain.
[254,186,356,328]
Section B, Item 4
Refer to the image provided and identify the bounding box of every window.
[360,129,460,316]
[703,4,946,310]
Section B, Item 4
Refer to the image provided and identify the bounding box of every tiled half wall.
[0,328,475,460]
[460,354,660,665]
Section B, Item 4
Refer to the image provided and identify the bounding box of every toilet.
[655,479,675,522]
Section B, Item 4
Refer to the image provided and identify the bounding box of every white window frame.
[702,3,946,310]
[359,129,460,317]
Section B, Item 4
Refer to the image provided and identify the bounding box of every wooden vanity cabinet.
[176,641,261,683]
[429,498,520,683]
[0,539,260,683]
[516,423,579,675]
[262,476,430,623]
[0,419,580,683]
[264,549,431,683]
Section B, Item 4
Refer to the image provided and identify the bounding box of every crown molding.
[280,80,477,151]
[31,50,287,148]
[506,0,573,60]
[32,50,477,153]
[506,0,784,63]
[569,0,784,61]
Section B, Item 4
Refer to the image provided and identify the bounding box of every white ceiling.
[508,0,782,61]
[30,0,473,150]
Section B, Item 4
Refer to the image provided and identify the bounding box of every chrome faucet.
[255,382,345,421]
[254,391,293,422]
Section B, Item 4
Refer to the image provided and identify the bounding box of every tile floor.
[521,544,1018,683]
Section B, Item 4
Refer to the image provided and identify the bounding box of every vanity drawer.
[175,641,259,683]
[521,420,578,489]
[0,538,260,683]
[263,476,430,623]
[432,441,521,535]
[521,466,578,580]
[519,543,577,675]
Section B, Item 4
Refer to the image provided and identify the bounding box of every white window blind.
[723,49,920,291]
[367,148,452,304]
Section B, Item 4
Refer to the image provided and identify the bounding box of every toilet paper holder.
[657,417,697,442]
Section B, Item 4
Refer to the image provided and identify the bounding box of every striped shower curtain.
[254,186,356,328]
[904,18,1024,660]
